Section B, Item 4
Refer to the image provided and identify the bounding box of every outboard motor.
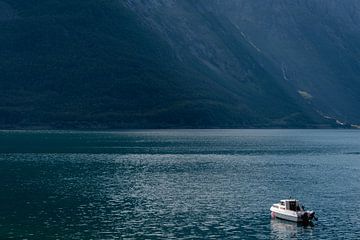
[302,211,317,224]
[301,212,309,222]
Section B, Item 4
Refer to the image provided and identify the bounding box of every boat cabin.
[275,199,303,212]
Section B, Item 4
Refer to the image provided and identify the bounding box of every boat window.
[289,201,296,211]
[280,201,285,206]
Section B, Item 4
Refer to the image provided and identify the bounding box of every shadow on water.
[270,218,315,239]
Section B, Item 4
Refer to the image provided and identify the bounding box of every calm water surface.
[0,130,359,239]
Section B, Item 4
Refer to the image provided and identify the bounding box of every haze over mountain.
[1,0,359,128]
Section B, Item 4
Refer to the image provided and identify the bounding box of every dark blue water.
[0,130,359,239]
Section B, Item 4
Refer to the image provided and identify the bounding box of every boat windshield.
[289,201,296,211]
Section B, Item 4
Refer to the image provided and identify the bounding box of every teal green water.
[0,130,359,239]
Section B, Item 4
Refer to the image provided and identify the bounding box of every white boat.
[270,199,317,223]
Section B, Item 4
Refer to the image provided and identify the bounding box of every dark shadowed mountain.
[0,0,359,129]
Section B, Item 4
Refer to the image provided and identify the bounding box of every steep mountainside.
[208,0,360,125]
[0,0,358,128]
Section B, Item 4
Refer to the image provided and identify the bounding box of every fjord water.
[0,130,359,239]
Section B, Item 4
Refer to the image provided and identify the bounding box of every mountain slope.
[0,0,356,128]
[202,0,360,125]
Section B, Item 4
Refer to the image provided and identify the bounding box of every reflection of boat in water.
[270,199,317,223]
[270,218,314,239]
[270,218,298,238]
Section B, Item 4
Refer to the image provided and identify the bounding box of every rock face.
[0,0,359,128]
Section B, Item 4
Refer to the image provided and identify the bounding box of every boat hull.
[270,207,302,222]
[271,211,301,222]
